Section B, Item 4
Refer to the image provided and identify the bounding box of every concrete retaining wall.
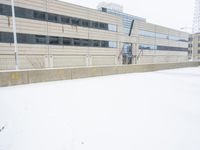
[0,62,200,87]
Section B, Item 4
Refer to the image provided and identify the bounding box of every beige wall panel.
[0,54,15,70]
[0,44,15,54]
[155,39,169,46]
[155,26,169,34]
[17,44,48,55]
[138,56,153,64]
[19,55,46,69]
[138,22,155,32]
[53,55,86,67]
[49,46,88,55]
[138,36,155,45]
[89,48,117,55]
[92,55,116,66]
[12,0,46,12]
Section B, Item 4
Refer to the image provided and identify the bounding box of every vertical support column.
[11,0,18,70]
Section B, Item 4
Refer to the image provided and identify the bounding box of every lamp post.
[11,0,19,70]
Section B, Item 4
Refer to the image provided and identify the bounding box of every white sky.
[61,0,195,33]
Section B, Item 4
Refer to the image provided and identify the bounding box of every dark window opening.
[61,16,70,24]
[63,37,72,45]
[81,39,89,46]
[73,38,81,46]
[99,23,108,30]
[33,11,45,20]
[35,35,46,44]
[49,36,59,45]
[91,21,99,29]
[0,32,13,43]
[81,20,90,27]
[48,13,59,23]
[2,4,12,16]
[92,40,100,47]
[71,18,80,26]
[101,41,109,47]
[15,7,33,19]
[102,7,107,12]
[0,4,3,14]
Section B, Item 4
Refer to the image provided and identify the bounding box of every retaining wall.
[0,62,200,87]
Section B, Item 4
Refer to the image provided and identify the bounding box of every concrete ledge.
[0,61,200,87]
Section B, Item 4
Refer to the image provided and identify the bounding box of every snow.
[0,67,200,150]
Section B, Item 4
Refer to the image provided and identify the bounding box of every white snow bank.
[0,67,200,150]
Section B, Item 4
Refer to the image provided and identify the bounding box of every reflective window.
[139,44,156,50]
[139,30,156,38]
[0,4,118,32]
[0,32,118,49]
[156,33,168,39]
[109,41,117,48]
[108,24,117,32]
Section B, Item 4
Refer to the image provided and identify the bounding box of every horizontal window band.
[0,4,117,32]
[139,44,188,52]
[0,31,117,48]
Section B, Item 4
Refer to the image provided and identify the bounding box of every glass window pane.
[108,24,117,32]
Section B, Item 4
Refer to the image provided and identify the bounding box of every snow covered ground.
[0,67,200,150]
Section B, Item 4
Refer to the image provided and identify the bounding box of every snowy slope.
[0,67,200,150]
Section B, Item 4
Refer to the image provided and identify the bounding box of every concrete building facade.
[189,33,200,60]
[0,0,189,70]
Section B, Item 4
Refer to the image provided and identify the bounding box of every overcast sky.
[61,0,195,33]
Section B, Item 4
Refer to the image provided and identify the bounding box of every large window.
[81,39,89,46]
[48,13,59,23]
[0,4,117,32]
[156,33,168,39]
[33,11,45,20]
[49,36,59,45]
[108,24,117,32]
[81,19,90,27]
[35,35,46,44]
[101,41,109,47]
[0,32,117,48]
[0,32,13,43]
[71,18,81,26]
[63,37,72,45]
[109,41,117,48]
[73,38,81,46]
[92,40,100,47]
[139,30,155,38]
[139,44,156,50]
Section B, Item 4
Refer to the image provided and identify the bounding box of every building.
[0,0,189,70]
[189,33,200,60]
